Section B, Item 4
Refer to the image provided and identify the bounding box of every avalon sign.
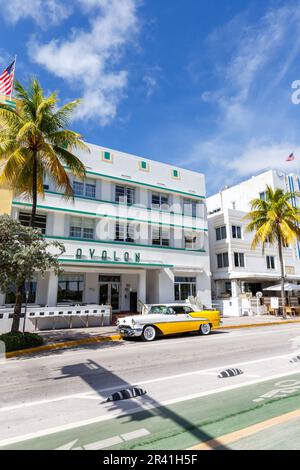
[75,248,141,263]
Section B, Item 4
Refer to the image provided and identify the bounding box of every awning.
[263,283,300,292]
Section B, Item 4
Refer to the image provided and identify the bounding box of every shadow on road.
[55,359,228,450]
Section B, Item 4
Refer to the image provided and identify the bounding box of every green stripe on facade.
[45,235,206,253]
[12,201,208,232]
[63,165,205,200]
[59,258,174,268]
[44,190,201,218]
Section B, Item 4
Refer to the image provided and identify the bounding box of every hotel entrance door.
[99,276,121,311]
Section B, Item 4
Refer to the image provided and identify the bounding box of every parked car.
[117,303,221,342]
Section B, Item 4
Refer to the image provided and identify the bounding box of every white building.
[0,143,212,314]
[207,169,300,316]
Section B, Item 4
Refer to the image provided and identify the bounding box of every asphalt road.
[1,323,300,450]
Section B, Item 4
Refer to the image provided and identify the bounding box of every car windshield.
[149,305,193,315]
[150,306,173,315]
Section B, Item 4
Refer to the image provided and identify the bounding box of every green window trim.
[12,201,208,233]
[45,235,206,253]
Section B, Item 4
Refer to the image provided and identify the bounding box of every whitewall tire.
[199,323,211,336]
[142,325,157,342]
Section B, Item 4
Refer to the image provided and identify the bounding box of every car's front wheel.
[142,325,157,342]
[199,323,211,336]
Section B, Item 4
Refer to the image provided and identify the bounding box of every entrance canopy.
[263,283,300,292]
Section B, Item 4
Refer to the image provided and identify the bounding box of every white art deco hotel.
[0,143,211,314]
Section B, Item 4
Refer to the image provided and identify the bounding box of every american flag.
[0,60,16,97]
[286,153,296,162]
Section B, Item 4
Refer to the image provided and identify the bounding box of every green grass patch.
[0,332,44,352]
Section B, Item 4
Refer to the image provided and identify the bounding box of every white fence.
[0,305,112,333]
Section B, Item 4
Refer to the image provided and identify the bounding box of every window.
[115,185,135,206]
[5,279,37,305]
[183,199,198,217]
[225,281,232,295]
[172,169,180,179]
[70,217,94,239]
[102,151,113,162]
[152,192,169,210]
[73,179,96,199]
[184,231,198,249]
[260,191,267,201]
[152,226,170,246]
[217,253,229,269]
[57,274,84,303]
[266,256,275,270]
[216,226,227,241]
[169,306,193,315]
[234,252,245,268]
[19,212,47,234]
[139,161,149,171]
[115,222,137,243]
[175,277,197,301]
[232,225,242,239]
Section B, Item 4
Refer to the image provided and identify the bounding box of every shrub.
[0,332,44,352]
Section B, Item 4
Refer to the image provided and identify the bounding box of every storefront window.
[174,277,197,301]
[5,280,37,305]
[57,274,84,303]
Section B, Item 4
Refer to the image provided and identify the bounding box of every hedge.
[0,332,44,352]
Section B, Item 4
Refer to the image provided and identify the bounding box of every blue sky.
[1,0,300,195]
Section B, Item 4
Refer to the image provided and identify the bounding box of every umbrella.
[263,283,300,292]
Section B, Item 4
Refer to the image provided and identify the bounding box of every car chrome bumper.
[117,325,143,338]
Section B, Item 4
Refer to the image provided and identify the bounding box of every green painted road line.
[2,372,300,450]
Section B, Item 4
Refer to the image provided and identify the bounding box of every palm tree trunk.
[30,152,38,228]
[277,229,286,319]
[11,282,24,333]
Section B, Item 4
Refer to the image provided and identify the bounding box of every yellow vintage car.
[117,303,221,342]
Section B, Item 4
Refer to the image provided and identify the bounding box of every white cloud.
[228,144,300,176]
[0,0,71,26]
[29,0,140,125]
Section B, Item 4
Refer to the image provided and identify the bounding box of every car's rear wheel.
[142,325,157,342]
[199,323,211,336]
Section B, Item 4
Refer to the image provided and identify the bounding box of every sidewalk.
[39,314,300,344]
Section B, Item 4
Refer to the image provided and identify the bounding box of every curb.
[217,318,300,330]
[5,318,300,359]
[5,334,122,359]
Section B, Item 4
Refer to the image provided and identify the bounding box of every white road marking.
[1,368,300,448]
[72,428,150,451]
[1,351,298,413]
[121,428,150,441]
[56,439,78,450]
[83,436,122,450]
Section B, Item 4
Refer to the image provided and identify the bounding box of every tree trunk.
[30,152,38,228]
[277,229,286,319]
[11,283,24,333]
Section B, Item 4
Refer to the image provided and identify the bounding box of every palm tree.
[245,185,300,318]
[0,79,88,227]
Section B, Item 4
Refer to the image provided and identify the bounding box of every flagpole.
[9,55,17,101]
